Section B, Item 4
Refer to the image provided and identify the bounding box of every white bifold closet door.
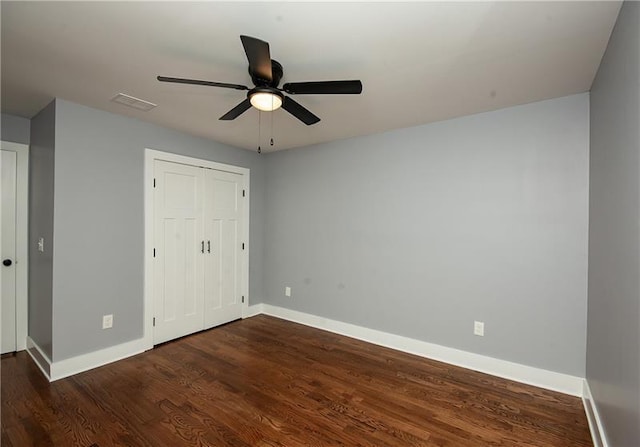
[153,160,244,345]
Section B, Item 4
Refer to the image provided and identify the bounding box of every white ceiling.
[1,1,621,152]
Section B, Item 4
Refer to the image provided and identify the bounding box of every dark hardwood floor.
[1,315,592,446]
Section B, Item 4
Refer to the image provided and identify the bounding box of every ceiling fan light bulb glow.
[250,92,282,111]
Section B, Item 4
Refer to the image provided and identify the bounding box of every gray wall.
[264,94,590,376]
[1,113,30,144]
[51,99,265,361]
[587,1,640,446]
[28,101,56,358]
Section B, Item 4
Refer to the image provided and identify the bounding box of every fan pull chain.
[257,111,262,154]
[270,100,274,147]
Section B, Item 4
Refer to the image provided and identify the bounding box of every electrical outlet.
[285,286,291,297]
[102,314,113,329]
[474,321,484,337]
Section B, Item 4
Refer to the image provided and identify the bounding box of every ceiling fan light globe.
[250,92,283,111]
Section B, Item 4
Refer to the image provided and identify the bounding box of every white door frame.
[1,141,29,352]
[143,148,250,349]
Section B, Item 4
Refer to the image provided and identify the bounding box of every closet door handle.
[201,241,205,253]
[207,241,211,253]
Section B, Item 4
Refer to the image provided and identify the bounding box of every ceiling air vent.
[111,93,157,111]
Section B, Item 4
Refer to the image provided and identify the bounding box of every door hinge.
[153,248,156,257]
[242,296,245,304]
[153,178,156,188]
[242,189,246,197]
[153,317,156,327]
[242,243,245,250]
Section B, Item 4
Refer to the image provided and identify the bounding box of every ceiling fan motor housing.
[250,60,283,87]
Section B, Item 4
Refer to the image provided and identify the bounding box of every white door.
[153,160,205,344]
[203,169,244,328]
[1,150,17,354]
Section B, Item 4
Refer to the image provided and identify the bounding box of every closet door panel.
[153,160,204,344]
[204,169,243,328]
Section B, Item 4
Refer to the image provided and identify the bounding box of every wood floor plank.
[1,315,592,446]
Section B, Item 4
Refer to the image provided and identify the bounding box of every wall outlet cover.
[102,314,113,329]
[474,321,485,337]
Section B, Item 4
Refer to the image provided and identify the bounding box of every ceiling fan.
[158,35,363,126]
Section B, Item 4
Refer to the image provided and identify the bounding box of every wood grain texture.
[1,315,592,446]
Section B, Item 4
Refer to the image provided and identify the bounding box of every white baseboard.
[50,338,149,381]
[243,303,264,318]
[582,380,609,447]
[26,336,149,382]
[26,336,52,380]
[258,304,584,397]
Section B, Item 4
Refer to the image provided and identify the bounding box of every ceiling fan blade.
[219,99,252,120]
[158,76,249,91]
[283,80,362,95]
[240,35,272,82]
[282,97,320,125]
